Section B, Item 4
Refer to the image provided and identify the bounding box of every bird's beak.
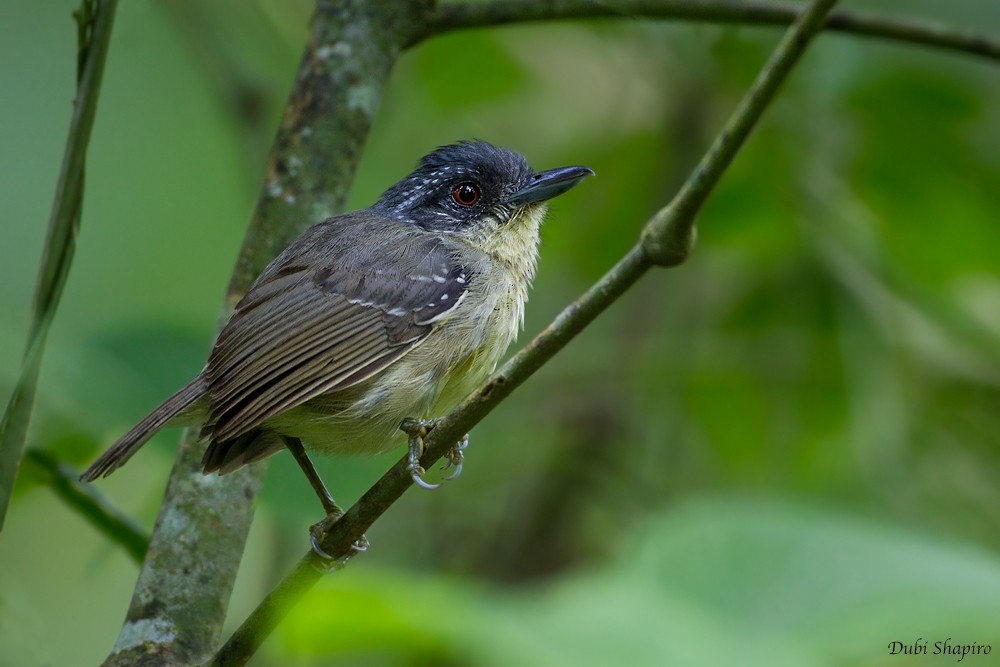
[506,165,595,207]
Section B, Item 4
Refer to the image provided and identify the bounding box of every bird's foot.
[401,417,441,489]
[400,419,470,489]
[308,510,369,571]
[442,433,469,481]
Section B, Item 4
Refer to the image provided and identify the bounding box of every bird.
[80,140,593,546]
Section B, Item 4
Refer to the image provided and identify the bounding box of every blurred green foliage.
[283,500,1000,666]
[1,1,999,665]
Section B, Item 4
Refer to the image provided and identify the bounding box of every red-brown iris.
[452,182,480,206]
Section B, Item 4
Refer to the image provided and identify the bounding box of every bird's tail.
[80,374,208,482]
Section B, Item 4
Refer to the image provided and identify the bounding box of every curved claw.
[441,433,468,481]
[410,465,441,490]
[309,509,369,567]
[403,417,444,490]
[310,531,369,569]
[310,531,336,561]
[443,460,463,482]
[402,420,469,489]
[442,434,469,470]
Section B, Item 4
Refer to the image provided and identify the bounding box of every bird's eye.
[452,183,480,207]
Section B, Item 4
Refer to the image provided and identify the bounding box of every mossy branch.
[209,0,838,664]
[98,2,431,666]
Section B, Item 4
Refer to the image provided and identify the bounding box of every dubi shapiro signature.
[889,639,992,662]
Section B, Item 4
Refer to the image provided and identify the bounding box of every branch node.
[640,203,698,267]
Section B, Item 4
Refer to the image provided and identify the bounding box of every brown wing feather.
[202,214,472,443]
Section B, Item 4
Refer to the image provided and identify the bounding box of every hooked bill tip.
[507,165,594,207]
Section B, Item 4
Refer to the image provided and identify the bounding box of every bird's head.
[373,141,593,246]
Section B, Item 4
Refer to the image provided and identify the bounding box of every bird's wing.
[202,216,471,442]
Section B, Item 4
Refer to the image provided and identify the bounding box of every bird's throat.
[483,202,546,286]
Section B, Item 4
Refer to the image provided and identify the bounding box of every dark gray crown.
[373,141,533,230]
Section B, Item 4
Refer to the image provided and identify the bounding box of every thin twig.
[24,449,148,563]
[414,0,1000,62]
[0,0,119,532]
[210,0,838,663]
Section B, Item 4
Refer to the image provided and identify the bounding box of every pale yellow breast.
[274,203,546,456]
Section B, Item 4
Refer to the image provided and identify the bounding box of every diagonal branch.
[414,0,1000,62]
[210,0,838,664]
[0,0,119,532]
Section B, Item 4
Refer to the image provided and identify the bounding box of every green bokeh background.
[2,1,1000,665]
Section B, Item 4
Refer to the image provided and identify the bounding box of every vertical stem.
[102,2,430,666]
[0,0,119,531]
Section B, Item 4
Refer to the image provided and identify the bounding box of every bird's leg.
[399,419,469,489]
[285,436,341,516]
[283,436,368,561]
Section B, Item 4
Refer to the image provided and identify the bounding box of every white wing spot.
[432,275,446,284]
[440,294,448,301]
[387,307,407,316]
